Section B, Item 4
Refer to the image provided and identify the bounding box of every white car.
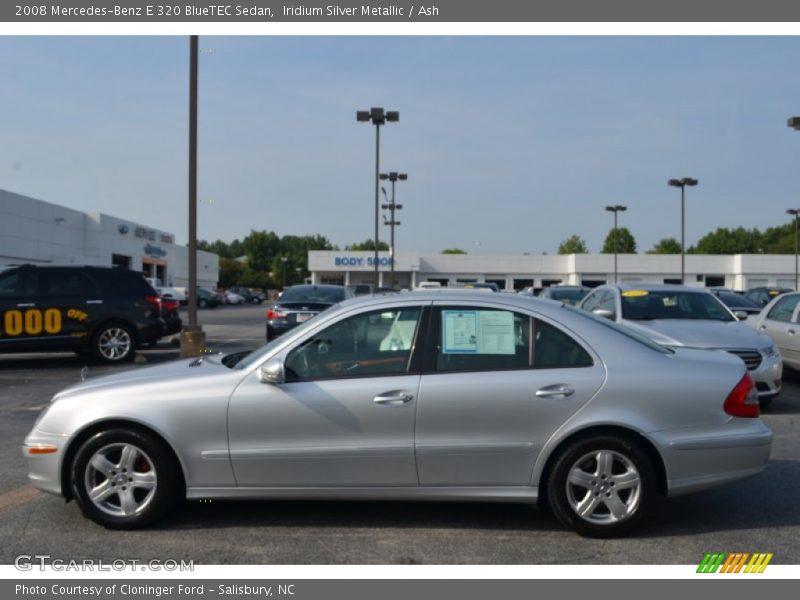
[224,291,245,305]
[749,291,800,371]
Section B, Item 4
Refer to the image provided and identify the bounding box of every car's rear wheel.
[547,434,656,538]
[70,428,180,529]
[91,323,135,363]
[198,298,208,309]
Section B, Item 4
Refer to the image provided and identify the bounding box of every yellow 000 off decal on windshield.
[622,290,649,298]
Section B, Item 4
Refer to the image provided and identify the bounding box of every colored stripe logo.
[697,552,773,573]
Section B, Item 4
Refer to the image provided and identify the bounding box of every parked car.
[578,284,782,406]
[0,265,167,363]
[224,290,245,305]
[709,288,762,317]
[197,287,222,309]
[228,287,265,304]
[159,297,182,338]
[24,291,771,536]
[266,284,352,341]
[749,291,800,371]
[538,285,591,306]
[462,282,499,292]
[745,286,792,307]
[146,277,187,305]
[346,284,373,296]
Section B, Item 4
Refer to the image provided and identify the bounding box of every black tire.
[198,298,208,309]
[91,322,135,364]
[70,428,181,529]
[546,434,657,538]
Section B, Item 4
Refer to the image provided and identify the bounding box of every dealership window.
[112,254,131,269]
[513,279,534,291]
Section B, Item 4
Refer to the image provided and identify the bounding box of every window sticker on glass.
[442,310,516,355]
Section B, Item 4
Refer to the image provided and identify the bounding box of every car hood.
[52,355,229,402]
[621,318,772,350]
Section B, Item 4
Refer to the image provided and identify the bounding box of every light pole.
[788,209,800,291]
[605,205,627,283]
[281,256,288,290]
[380,171,407,289]
[667,177,699,284]
[357,107,399,289]
[180,34,205,358]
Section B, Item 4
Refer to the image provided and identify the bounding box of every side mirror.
[258,358,285,385]
[734,310,749,321]
[592,308,616,320]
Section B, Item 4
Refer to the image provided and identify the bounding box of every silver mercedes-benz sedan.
[24,291,772,537]
[578,284,783,406]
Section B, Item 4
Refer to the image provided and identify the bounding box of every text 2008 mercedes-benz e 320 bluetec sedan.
[24,291,772,537]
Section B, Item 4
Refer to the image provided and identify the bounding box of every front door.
[758,294,800,361]
[228,304,426,487]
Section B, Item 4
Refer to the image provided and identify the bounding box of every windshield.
[564,304,673,354]
[232,303,340,370]
[716,291,759,309]
[621,290,734,322]
[280,286,347,303]
[549,289,589,305]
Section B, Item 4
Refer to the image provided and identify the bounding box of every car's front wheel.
[70,428,180,529]
[546,434,657,538]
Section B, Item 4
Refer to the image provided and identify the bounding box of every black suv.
[0,265,170,363]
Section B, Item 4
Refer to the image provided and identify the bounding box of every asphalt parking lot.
[1,303,799,565]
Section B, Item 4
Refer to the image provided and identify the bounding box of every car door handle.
[373,391,414,406]
[536,384,575,399]
[790,329,795,335]
[759,325,767,331]
[16,303,35,308]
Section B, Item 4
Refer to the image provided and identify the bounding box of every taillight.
[723,373,759,418]
[145,295,161,318]
[162,299,179,311]
[266,309,286,321]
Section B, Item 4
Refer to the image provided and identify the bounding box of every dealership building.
[0,188,219,288]
[308,250,800,292]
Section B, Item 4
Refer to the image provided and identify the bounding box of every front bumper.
[651,419,773,497]
[749,352,782,399]
[23,428,70,496]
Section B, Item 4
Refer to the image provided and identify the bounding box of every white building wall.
[0,188,218,288]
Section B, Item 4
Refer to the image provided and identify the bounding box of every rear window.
[281,286,347,303]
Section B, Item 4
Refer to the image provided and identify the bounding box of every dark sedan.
[745,286,792,307]
[266,284,352,341]
[709,289,762,318]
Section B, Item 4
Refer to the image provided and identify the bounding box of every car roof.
[605,283,710,294]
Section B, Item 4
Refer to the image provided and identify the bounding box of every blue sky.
[1,36,800,254]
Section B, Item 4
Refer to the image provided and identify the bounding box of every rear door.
[414,302,605,487]
[36,269,106,348]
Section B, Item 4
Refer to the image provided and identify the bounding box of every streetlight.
[667,177,699,284]
[180,34,205,358]
[357,107,399,288]
[788,209,800,290]
[605,205,627,283]
[281,256,288,290]
[380,171,407,289]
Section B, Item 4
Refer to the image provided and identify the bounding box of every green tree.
[759,223,793,254]
[558,235,589,255]
[441,248,467,254]
[690,227,761,254]
[600,227,637,254]
[345,239,390,251]
[646,238,683,254]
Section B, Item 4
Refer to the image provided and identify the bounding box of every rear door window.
[766,295,800,323]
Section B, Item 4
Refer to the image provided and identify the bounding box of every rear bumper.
[136,321,166,344]
[651,419,773,497]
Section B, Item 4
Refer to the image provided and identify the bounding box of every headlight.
[763,344,779,358]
